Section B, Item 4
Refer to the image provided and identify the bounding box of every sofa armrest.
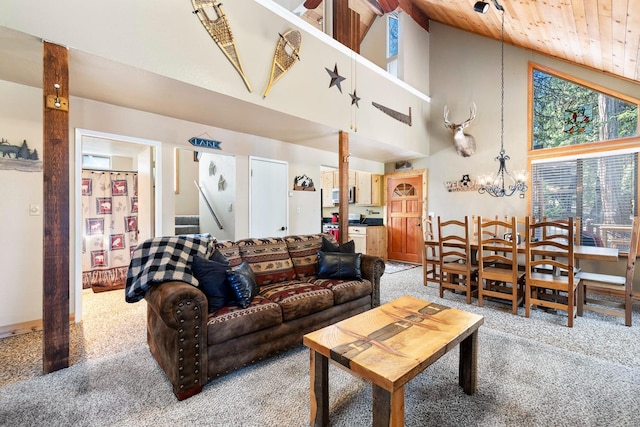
[144,281,208,400]
[360,254,385,307]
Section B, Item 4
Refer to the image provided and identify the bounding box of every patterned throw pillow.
[285,234,326,279]
[236,238,297,286]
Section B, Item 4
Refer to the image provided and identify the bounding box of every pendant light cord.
[500,8,505,156]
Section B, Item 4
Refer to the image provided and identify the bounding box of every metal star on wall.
[349,90,361,107]
[325,63,345,93]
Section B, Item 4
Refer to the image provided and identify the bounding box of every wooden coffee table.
[303,295,484,427]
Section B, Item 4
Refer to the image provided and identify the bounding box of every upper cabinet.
[356,172,383,206]
[322,169,383,207]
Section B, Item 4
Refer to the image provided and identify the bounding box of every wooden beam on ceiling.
[399,0,429,32]
[333,0,361,53]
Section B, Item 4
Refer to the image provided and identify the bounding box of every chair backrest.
[477,216,519,270]
[438,216,471,264]
[424,214,436,242]
[517,216,536,241]
[526,216,576,278]
[541,216,581,245]
[624,216,640,286]
[472,215,499,240]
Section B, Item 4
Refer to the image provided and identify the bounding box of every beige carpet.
[1,269,640,426]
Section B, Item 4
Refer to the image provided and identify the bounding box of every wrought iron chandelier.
[476,1,528,197]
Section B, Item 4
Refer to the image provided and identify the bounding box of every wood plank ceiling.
[304,0,640,84]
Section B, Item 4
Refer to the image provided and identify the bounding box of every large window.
[529,64,640,252]
[386,12,398,77]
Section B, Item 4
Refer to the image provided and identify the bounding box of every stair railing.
[194,180,223,230]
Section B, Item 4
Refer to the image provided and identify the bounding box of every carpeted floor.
[384,260,420,274]
[1,267,640,426]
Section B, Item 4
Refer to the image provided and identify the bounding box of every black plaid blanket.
[125,234,215,303]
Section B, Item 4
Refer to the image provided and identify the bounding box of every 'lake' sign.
[188,136,222,150]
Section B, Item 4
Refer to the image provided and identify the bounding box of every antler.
[461,102,477,128]
[443,105,453,127]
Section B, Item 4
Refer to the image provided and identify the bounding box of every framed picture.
[96,197,112,215]
[91,250,108,268]
[112,179,128,196]
[110,234,125,250]
[125,215,138,232]
[131,196,138,213]
[86,218,104,235]
[82,178,92,196]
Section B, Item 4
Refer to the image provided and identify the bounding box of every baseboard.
[0,314,76,339]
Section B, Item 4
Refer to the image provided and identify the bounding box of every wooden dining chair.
[423,214,440,286]
[576,216,639,326]
[472,215,499,240]
[477,216,525,314]
[525,216,580,327]
[438,216,476,304]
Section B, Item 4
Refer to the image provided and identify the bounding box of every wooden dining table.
[460,240,619,263]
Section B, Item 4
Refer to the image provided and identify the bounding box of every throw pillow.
[226,262,259,309]
[317,251,362,281]
[192,254,234,313]
[321,236,355,253]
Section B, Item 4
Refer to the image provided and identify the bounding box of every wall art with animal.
[0,138,43,172]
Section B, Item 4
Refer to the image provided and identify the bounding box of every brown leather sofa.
[142,233,385,400]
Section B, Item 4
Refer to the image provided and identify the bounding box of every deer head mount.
[444,103,477,157]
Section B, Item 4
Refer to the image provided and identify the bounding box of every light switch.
[30,204,40,216]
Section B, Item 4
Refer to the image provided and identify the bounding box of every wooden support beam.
[42,41,70,374]
[338,131,349,244]
[333,0,361,53]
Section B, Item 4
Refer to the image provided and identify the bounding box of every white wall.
[420,21,640,222]
[174,149,199,216]
[0,81,43,327]
[0,0,430,157]
[198,152,236,241]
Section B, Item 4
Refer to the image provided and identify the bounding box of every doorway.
[386,170,427,263]
[74,129,162,322]
[250,156,288,238]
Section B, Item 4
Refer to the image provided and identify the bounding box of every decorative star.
[349,90,361,108]
[325,63,346,93]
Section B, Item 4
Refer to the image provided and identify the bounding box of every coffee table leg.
[310,350,329,427]
[458,330,478,395]
[372,384,404,427]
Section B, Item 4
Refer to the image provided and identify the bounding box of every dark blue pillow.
[192,251,234,313]
[226,262,259,309]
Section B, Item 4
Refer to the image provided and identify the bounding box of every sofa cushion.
[310,278,373,305]
[285,233,327,279]
[321,236,355,253]
[192,254,235,313]
[214,240,243,268]
[207,295,282,344]
[259,281,334,321]
[226,261,259,309]
[317,251,362,281]
[236,238,297,286]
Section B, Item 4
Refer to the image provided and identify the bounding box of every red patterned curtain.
[81,170,138,292]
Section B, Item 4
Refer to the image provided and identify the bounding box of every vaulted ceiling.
[303,0,640,84]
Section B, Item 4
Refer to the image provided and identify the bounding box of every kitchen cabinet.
[321,171,334,207]
[355,172,383,206]
[349,226,387,261]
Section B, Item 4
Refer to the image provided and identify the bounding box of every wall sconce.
[46,83,69,111]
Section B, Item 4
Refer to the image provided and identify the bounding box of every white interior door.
[250,157,288,238]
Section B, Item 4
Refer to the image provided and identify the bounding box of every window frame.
[527,62,640,254]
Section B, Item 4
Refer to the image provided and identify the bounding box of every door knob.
[279,226,287,231]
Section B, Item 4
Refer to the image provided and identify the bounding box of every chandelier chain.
[500,8,505,155]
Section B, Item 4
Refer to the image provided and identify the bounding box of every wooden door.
[387,174,424,263]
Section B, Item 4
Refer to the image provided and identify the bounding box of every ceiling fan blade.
[303,0,322,9]
[377,0,399,13]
